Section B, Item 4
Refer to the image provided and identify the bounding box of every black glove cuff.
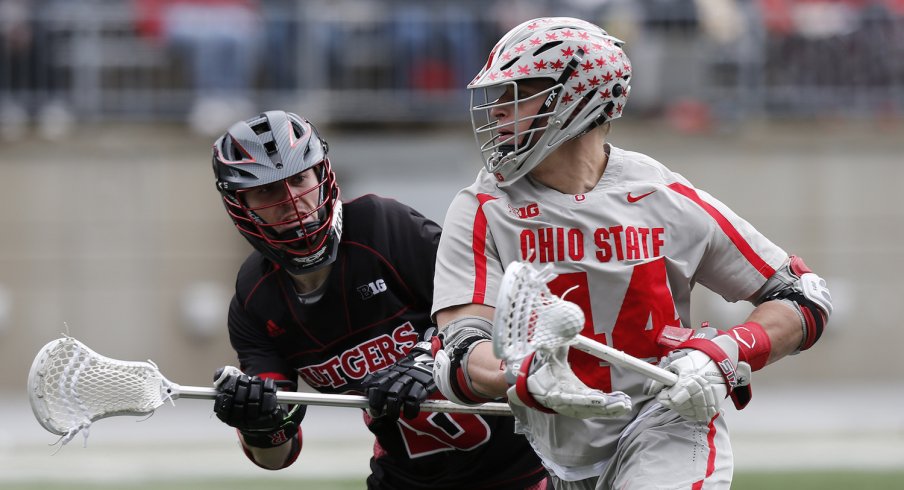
[240,404,306,448]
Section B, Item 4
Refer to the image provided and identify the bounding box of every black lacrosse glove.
[212,366,306,448]
[364,328,438,420]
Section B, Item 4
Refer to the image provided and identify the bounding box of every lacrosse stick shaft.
[173,385,513,416]
[571,336,678,386]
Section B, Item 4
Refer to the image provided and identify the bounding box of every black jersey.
[226,195,545,490]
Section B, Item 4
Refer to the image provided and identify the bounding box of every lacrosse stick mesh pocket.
[530,292,585,350]
[494,262,585,361]
[27,336,175,444]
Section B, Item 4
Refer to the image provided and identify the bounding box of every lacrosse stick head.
[27,336,176,443]
[493,261,586,362]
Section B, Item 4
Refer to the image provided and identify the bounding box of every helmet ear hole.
[612,84,623,98]
[224,136,241,161]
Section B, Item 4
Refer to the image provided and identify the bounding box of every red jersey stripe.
[667,183,775,278]
[691,414,720,489]
[471,194,498,304]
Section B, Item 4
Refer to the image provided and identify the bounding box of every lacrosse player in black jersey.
[208,110,548,489]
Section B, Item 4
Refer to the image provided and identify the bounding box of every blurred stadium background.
[1,0,903,487]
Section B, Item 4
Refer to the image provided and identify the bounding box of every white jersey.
[432,144,787,477]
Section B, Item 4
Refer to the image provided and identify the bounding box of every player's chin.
[271,224,296,236]
[274,218,316,235]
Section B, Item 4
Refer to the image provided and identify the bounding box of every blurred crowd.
[1,0,903,138]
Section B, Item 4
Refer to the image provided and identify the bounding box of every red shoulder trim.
[666,183,775,279]
[471,194,498,304]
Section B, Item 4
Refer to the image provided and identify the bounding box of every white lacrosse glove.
[645,328,752,422]
[506,346,632,419]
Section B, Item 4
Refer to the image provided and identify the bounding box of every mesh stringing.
[495,262,585,361]
[29,337,174,444]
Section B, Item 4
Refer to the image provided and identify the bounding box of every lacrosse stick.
[493,261,678,386]
[28,336,512,445]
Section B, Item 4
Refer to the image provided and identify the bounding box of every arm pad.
[433,316,496,405]
[758,256,832,352]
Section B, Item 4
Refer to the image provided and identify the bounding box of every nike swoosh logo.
[626,190,656,203]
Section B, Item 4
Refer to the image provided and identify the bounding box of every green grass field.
[4,470,904,490]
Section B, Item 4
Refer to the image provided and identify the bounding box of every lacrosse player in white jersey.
[430,17,833,489]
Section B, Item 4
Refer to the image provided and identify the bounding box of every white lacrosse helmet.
[469,17,632,185]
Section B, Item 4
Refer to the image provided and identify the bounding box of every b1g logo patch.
[508,202,540,219]
[358,279,387,299]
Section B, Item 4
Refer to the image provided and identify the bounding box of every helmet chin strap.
[270,220,323,244]
[300,220,323,237]
[499,144,515,155]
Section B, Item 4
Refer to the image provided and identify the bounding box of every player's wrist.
[239,404,305,449]
[452,339,499,403]
[726,322,771,371]
[463,340,508,400]
[671,327,753,410]
[242,429,302,470]
[240,426,298,448]
[507,352,556,413]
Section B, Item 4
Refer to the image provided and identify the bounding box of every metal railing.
[1,0,902,129]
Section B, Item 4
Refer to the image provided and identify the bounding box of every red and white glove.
[645,323,770,422]
[506,346,632,419]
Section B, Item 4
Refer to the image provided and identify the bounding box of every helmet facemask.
[471,81,554,180]
[227,161,341,271]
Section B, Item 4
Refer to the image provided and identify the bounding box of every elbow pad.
[759,256,833,352]
[432,316,496,405]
